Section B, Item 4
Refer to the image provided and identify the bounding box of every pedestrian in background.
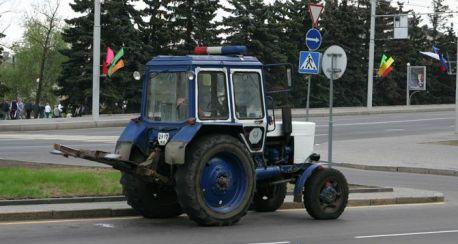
[17,98,24,119]
[1,100,9,120]
[44,103,51,118]
[25,100,33,119]
[10,99,17,120]
[53,105,60,118]
[39,101,45,118]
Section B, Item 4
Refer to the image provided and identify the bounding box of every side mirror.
[133,71,141,81]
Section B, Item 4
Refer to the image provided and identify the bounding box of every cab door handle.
[254,120,264,124]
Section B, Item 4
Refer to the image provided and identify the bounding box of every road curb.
[281,194,444,209]
[0,193,444,222]
[0,208,138,222]
[332,163,458,177]
[0,196,126,206]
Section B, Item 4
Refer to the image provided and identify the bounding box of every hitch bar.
[51,144,170,184]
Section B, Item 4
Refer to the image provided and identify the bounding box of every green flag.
[379,54,387,69]
[108,48,125,77]
[111,48,124,66]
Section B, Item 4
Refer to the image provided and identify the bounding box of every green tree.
[140,0,173,59]
[168,0,221,54]
[0,3,67,104]
[428,0,451,41]
[223,0,285,64]
[58,0,94,112]
[26,0,64,109]
[58,0,143,114]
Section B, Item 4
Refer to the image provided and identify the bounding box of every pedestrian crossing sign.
[298,51,321,74]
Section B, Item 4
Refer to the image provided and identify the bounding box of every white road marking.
[316,117,453,127]
[0,134,118,142]
[385,128,405,132]
[94,223,115,228]
[355,229,458,239]
[315,134,328,137]
[247,242,290,244]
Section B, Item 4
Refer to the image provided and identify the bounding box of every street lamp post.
[367,0,376,109]
[92,0,101,121]
[455,36,458,134]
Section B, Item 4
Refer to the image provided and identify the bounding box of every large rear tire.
[175,135,255,226]
[303,168,348,219]
[252,183,287,212]
[121,172,183,218]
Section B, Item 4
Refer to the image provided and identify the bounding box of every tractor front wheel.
[175,135,255,226]
[303,168,348,219]
[252,183,287,212]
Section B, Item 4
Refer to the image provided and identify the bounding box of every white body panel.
[267,121,316,164]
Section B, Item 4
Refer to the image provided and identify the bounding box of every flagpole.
[92,0,101,121]
[455,35,458,134]
[367,0,376,109]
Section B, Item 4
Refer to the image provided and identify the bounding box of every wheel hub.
[200,154,247,213]
[216,175,230,190]
[320,182,338,204]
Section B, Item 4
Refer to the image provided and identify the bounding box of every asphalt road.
[0,110,454,166]
[305,110,455,144]
[0,168,457,244]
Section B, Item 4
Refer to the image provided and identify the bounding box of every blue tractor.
[53,46,349,226]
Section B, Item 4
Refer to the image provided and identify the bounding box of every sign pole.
[406,63,410,106]
[306,75,311,121]
[322,45,347,165]
[328,55,334,164]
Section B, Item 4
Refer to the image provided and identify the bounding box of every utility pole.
[367,0,376,109]
[455,35,458,133]
[92,0,101,120]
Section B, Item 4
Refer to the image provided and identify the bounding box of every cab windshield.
[146,72,189,122]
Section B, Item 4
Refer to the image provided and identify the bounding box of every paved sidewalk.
[0,187,443,222]
[317,131,458,175]
[0,104,454,131]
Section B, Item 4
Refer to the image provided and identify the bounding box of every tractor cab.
[141,46,268,154]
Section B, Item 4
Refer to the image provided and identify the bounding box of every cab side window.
[232,72,264,119]
[197,72,229,120]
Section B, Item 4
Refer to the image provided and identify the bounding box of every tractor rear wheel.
[303,168,348,219]
[175,134,255,226]
[252,183,287,212]
[121,172,183,218]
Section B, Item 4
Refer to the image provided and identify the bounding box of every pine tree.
[58,0,95,112]
[58,0,143,114]
[222,0,285,64]
[140,0,173,59]
[168,0,221,54]
[100,0,143,113]
[428,0,450,42]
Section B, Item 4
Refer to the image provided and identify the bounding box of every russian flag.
[432,46,448,73]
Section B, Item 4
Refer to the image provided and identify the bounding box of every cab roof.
[146,55,263,67]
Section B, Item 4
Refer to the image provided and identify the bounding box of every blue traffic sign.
[305,28,322,51]
[298,51,321,74]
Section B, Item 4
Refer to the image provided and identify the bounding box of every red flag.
[381,66,393,78]
[105,47,114,65]
[102,62,108,75]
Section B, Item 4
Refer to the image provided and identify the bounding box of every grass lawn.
[0,167,122,200]
[430,140,458,147]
